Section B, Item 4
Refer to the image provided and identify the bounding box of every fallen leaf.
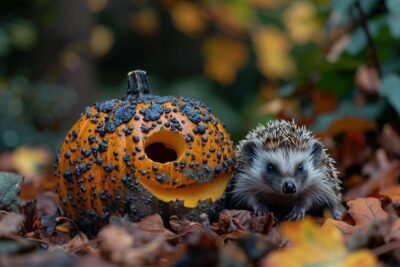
[262,217,378,267]
[98,224,165,267]
[312,90,338,115]
[21,200,40,235]
[340,132,371,170]
[170,215,204,236]
[171,230,219,267]
[0,212,25,236]
[325,198,389,240]
[130,214,175,243]
[217,209,274,234]
[380,186,400,202]
[345,155,400,201]
[62,232,99,255]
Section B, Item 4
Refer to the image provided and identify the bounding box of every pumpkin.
[55,70,235,232]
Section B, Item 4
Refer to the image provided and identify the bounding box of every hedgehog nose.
[282,181,296,194]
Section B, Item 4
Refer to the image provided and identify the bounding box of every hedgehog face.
[238,139,324,195]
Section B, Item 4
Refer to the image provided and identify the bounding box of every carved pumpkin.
[55,70,235,232]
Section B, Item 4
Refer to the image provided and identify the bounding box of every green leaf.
[381,73,400,113]
[387,14,400,38]
[387,0,400,15]
[346,19,383,56]
[0,172,22,212]
[0,27,10,57]
[332,0,356,13]
[7,20,37,50]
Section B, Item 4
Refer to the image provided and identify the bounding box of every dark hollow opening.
[145,142,178,163]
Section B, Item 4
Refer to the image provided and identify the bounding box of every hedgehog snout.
[282,180,296,194]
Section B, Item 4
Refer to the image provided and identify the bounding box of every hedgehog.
[231,120,343,220]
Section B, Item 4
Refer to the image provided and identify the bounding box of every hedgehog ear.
[241,139,262,164]
[310,141,323,165]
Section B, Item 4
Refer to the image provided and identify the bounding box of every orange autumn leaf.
[252,27,296,80]
[203,36,248,85]
[324,198,389,241]
[262,217,378,267]
[380,186,400,202]
[312,90,338,115]
[325,117,377,137]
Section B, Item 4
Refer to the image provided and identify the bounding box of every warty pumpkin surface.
[55,70,235,231]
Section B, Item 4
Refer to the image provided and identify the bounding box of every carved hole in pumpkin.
[144,130,186,163]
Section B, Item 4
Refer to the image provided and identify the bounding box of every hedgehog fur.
[232,120,343,220]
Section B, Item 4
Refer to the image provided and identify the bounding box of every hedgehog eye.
[297,164,304,172]
[267,163,275,172]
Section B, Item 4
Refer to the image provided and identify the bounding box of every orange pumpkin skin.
[55,71,235,232]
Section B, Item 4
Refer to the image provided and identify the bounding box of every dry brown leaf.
[0,212,25,236]
[62,232,99,255]
[312,90,338,115]
[325,198,389,240]
[131,214,175,243]
[98,224,165,267]
[217,209,274,234]
[340,132,371,170]
[345,157,400,201]
[380,186,400,202]
[98,225,134,263]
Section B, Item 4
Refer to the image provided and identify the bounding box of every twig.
[354,0,382,77]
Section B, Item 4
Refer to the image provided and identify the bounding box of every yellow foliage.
[11,146,50,178]
[253,27,296,80]
[170,2,206,36]
[262,217,378,267]
[203,36,248,85]
[284,1,321,44]
[90,25,114,57]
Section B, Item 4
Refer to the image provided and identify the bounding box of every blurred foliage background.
[1,0,400,186]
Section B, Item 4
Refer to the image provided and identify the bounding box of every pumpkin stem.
[127,70,150,96]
